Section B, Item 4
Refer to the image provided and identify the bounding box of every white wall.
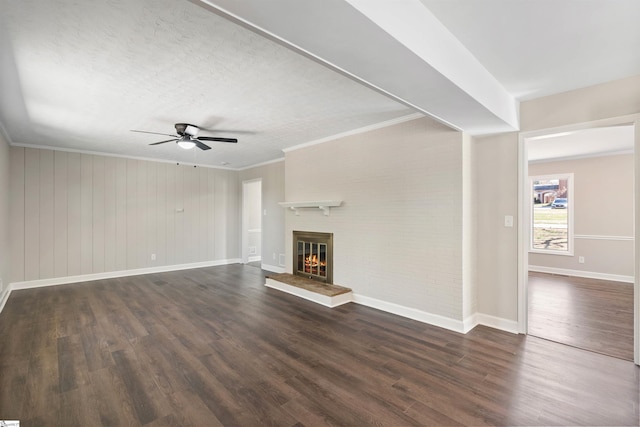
[475,74,640,324]
[474,132,519,322]
[10,147,240,283]
[285,117,469,323]
[0,131,10,302]
[240,160,286,272]
[529,154,634,279]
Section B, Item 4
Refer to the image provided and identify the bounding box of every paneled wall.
[0,132,10,298]
[10,147,240,283]
[285,117,466,321]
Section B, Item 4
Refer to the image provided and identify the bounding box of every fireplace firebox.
[293,231,333,284]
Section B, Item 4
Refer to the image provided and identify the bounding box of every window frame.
[529,173,574,256]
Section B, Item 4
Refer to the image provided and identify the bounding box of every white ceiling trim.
[10,112,425,170]
[283,112,424,153]
[8,112,425,170]
[237,157,285,171]
[10,142,237,171]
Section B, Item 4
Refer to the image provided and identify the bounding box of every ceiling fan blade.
[131,130,178,138]
[149,138,178,145]
[200,128,255,135]
[195,140,212,151]
[197,136,238,143]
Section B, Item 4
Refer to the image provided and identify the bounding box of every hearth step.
[265,273,353,308]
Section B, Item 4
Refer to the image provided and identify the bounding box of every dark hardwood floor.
[528,271,635,361]
[1,264,638,426]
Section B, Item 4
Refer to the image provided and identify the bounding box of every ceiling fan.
[131,123,238,150]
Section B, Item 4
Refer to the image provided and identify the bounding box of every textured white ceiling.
[420,0,640,100]
[0,0,414,168]
[1,0,639,169]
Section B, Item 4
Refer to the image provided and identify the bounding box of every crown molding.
[282,113,424,153]
[0,122,14,145]
[9,142,238,171]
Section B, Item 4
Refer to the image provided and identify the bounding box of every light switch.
[504,215,514,227]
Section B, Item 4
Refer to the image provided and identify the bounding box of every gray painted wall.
[10,148,240,283]
[0,131,9,299]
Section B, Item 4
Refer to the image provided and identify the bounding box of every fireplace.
[293,231,333,284]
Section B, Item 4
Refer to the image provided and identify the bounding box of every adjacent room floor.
[528,271,635,361]
[0,265,638,426]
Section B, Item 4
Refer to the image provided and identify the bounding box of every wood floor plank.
[88,365,141,427]
[57,387,103,427]
[111,347,171,425]
[80,324,114,372]
[0,360,29,420]
[528,271,634,360]
[159,388,224,427]
[0,264,637,426]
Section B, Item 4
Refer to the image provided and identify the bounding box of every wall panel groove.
[10,149,240,283]
[9,147,25,282]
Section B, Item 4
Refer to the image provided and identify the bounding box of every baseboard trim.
[529,265,634,283]
[248,256,262,263]
[475,313,519,334]
[462,313,478,333]
[3,261,522,338]
[0,287,10,315]
[261,264,286,274]
[10,259,243,291]
[352,294,466,334]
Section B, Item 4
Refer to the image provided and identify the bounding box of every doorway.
[518,118,639,364]
[242,179,262,266]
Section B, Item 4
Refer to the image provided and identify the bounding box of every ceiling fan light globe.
[178,140,196,150]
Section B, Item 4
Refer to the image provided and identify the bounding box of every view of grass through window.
[532,177,569,251]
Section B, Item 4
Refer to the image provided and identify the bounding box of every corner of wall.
[0,128,11,298]
[462,133,477,319]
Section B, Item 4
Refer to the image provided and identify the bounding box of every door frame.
[517,114,639,365]
[241,178,262,264]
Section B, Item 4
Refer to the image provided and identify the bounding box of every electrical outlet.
[504,215,514,227]
[151,253,156,261]
[578,256,585,264]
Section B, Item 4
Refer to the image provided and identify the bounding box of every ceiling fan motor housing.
[175,123,199,136]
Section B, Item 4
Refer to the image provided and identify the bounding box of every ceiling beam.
[191,0,519,134]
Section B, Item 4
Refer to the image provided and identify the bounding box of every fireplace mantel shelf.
[278,200,342,216]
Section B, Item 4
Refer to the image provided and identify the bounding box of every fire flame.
[305,255,326,267]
